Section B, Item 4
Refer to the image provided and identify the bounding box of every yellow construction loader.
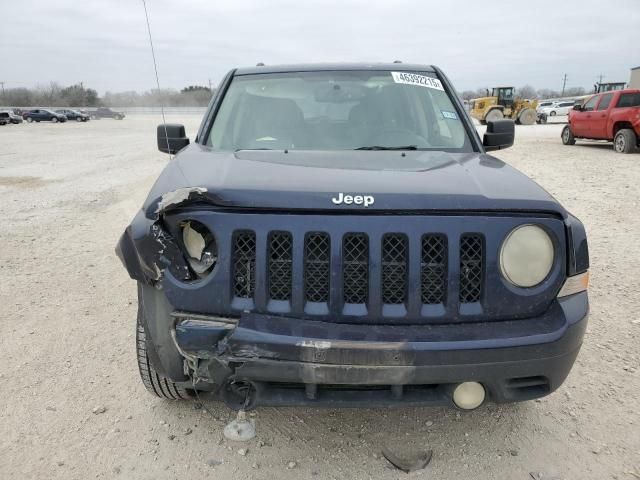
[470,87,538,125]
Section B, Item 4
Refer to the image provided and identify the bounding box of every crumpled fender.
[115,187,211,285]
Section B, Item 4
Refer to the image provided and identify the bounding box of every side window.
[616,93,640,108]
[596,93,613,111]
[582,96,599,112]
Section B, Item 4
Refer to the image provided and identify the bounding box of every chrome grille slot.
[304,233,330,303]
[382,234,407,305]
[232,231,256,298]
[459,234,483,303]
[421,234,446,304]
[342,233,369,304]
[268,232,293,301]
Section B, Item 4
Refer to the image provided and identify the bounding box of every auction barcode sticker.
[391,72,444,91]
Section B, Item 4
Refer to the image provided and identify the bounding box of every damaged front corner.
[153,187,208,216]
[115,187,212,285]
[115,210,192,285]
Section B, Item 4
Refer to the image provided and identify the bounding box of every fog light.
[452,382,486,410]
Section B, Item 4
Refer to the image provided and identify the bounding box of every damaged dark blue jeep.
[116,63,589,411]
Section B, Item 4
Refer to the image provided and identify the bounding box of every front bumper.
[169,292,588,409]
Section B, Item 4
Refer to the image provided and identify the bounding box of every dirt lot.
[0,115,638,480]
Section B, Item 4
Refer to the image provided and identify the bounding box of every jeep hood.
[142,145,565,217]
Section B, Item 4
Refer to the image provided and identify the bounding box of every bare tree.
[517,85,537,99]
[537,88,561,100]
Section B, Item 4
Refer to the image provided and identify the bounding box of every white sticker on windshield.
[442,111,458,120]
[391,72,444,91]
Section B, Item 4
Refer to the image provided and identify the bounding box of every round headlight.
[182,221,217,278]
[500,224,554,288]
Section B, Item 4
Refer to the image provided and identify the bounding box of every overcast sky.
[1,0,639,94]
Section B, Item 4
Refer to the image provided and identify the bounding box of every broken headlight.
[181,220,217,278]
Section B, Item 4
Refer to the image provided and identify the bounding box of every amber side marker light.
[557,271,589,298]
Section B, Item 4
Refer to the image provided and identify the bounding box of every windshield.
[207,70,472,152]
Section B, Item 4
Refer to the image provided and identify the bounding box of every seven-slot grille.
[232,231,485,313]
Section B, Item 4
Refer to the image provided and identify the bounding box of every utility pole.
[561,74,567,96]
[0,81,4,97]
[208,78,213,91]
[598,73,604,85]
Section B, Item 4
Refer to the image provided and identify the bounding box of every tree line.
[0,83,215,107]
[1,81,588,108]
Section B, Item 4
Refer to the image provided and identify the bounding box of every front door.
[590,93,614,139]
[571,95,599,137]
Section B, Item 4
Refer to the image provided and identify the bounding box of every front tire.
[562,126,576,145]
[484,109,504,123]
[76,117,82,122]
[51,117,58,123]
[136,306,191,400]
[26,117,33,123]
[518,108,537,125]
[550,111,557,116]
[613,129,637,154]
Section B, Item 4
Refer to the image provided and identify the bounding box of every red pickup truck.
[562,89,640,153]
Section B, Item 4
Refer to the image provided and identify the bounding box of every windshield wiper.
[355,145,418,150]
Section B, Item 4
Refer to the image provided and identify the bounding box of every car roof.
[234,62,436,75]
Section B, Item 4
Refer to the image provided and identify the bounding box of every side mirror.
[483,119,515,152]
[572,104,582,111]
[157,124,190,154]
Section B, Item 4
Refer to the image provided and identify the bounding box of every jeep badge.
[331,193,375,207]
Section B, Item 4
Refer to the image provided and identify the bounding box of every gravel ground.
[0,115,638,480]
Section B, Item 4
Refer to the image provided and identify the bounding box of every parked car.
[1,110,23,124]
[23,109,67,123]
[0,112,9,125]
[562,89,640,153]
[56,109,90,122]
[89,107,125,120]
[540,101,575,117]
[536,101,555,113]
[117,63,589,411]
